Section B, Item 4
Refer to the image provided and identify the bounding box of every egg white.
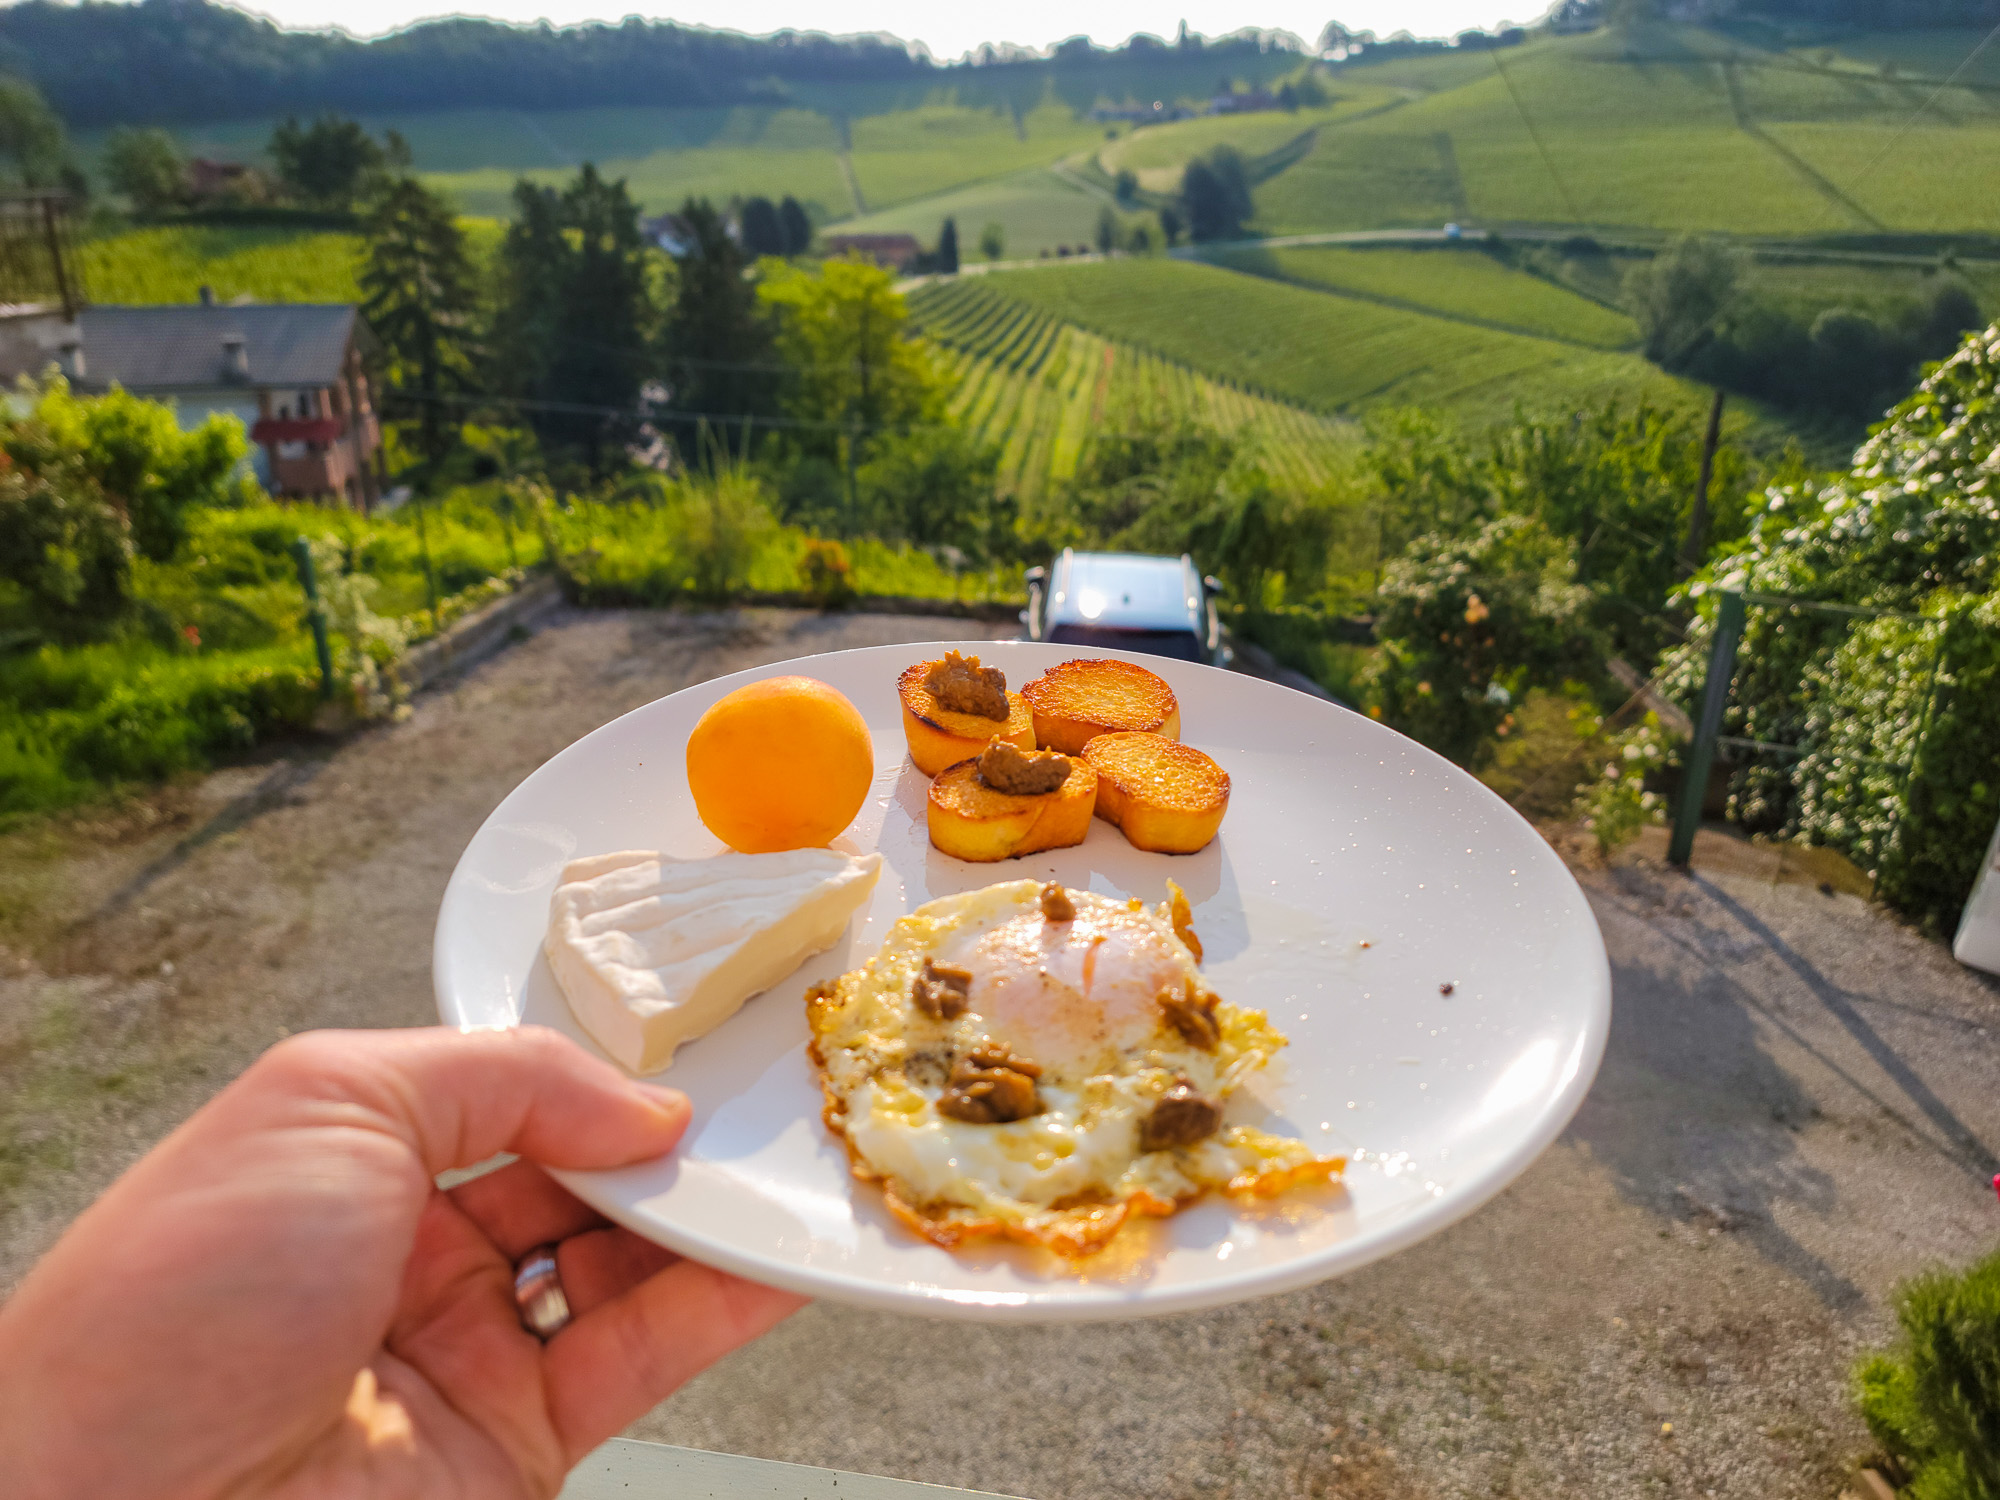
[805,879,1343,1258]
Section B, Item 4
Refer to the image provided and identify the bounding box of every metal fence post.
[1668,588,1746,867]
[290,537,337,701]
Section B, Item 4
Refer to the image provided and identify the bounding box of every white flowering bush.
[1575,714,1671,855]
[1662,323,2000,929]
[307,536,411,720]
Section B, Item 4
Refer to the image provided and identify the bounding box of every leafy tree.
[27,377,244,561]
[936,217,959,274]
[0,76,65,189]
[1624,235,1740,364]
[102,126,184,213]
[660,197,776,459]
[1158,204,1183,246]
[269,114,384,212]
[1114,168,1138,201]
[738,195,785,257]
[360,175,480,473]
[854,426,998,552]
[1179,146,1251,241]
[978,221,1005,261]
[778,195,812,255]
[1095,206,1119,254]
[1373,514,1603,766]
[759,257,945,506]
[0,377,249,634]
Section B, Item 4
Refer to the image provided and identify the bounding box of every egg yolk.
[954,907,1184,1074]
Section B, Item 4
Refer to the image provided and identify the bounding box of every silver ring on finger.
[513,1243,572,1340]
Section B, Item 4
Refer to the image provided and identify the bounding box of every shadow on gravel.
[1693,875,1999,1186]
[70,753,336,943]
[1571,872,1863,1310]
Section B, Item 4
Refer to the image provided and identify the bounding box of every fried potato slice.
[1020,658,1181,754]
[1082,731,1230,854]
[926,754,1097,862]
[898,659,1037,778]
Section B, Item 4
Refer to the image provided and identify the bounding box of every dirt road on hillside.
[4,607,1997,1500]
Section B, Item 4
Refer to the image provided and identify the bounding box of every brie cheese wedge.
[545,848,883,1073]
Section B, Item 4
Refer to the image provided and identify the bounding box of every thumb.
[242,1026,689,1176]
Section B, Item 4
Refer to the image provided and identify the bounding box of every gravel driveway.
[3,607,1996,1500]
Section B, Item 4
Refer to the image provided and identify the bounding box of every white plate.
[434,641,1609,1322]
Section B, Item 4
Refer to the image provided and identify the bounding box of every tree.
[551,165,657,473]
[759,257,946,516]
[1624,235,1739,364]
[978,221,1005,261]
[0,377,249,636]
[778,195,812,255]
[855,426,998,551]
[269,114,384,212]
[1158,205,1183,246]
[102,126,185,213]
[361,175,479,474]
[493,167,660,472]
[492,180,569,433]
[937,217,959,274]
[0,77,65,189]
[1180,146,1252,241]
[31,377,246,562]
[739,195,785,257]
[1114,168,1138,202]
[661,198,777,459]
[1095,206,1120,255]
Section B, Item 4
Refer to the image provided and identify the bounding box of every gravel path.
[4,607,1996,1500]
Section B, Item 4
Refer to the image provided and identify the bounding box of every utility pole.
[1681,387,1726,575]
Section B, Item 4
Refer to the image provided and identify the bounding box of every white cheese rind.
[545,848,882,1074]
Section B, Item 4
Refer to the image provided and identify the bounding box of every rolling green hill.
[1253,25,2000,236]
[837,167,1106,260]
[966,257,1702,427]
[908,278,1355,506]
[1204,244,1638,349]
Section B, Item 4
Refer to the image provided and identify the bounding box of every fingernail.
[633,1081,688,1114]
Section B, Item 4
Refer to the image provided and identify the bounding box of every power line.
[1488,43,1581,223]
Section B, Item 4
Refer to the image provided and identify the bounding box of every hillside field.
[908,279,1355,508]
[969,256,1702,426]
[81,225,365,305]
[1204,243,1638,348]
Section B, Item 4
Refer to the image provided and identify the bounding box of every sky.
[227,1,1539,61]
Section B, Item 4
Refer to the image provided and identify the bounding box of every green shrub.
[1373,514,1605,766]
[0,646,319,815]
[1855,1247,2000,1500]
[1663,322,2000,931]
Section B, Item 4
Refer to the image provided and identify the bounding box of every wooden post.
[1668,588,1745,868]
[1681,387,1725,575]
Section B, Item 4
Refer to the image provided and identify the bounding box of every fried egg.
[805,879,1344,1258]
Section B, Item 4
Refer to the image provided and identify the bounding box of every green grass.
[81,226,363,304]
[1094,85,1404,193]
[1208,244,1637,348]
[909,278,1358,507]
[968,257,1701,427]
[848,100,1103,212]
[0,493,538,817]
[839,167,1107,259]
[1259,27,2000,236]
